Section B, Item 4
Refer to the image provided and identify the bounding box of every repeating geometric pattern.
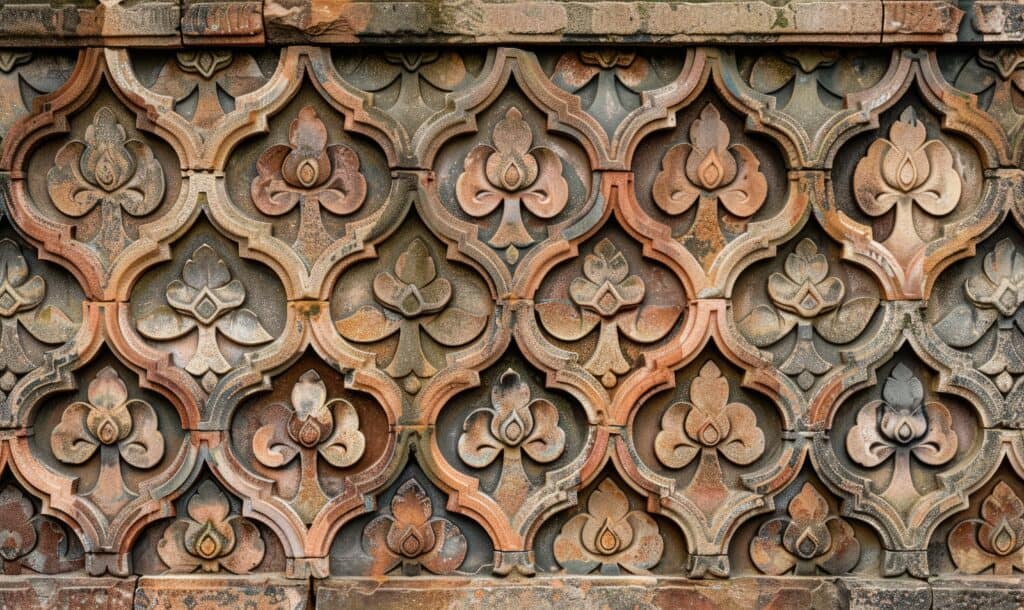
[0,45,1022,607]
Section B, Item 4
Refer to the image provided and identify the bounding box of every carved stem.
[489,198,534,249]
[96,200,130,265]
[882,448,919,511]
[881,197,924,269]
[586,320,630,388]
[685,194,727,266]
[386,320,436,380]
[290,448,330,524]
[294,197,334,267]
[492,447,531,516]
[85,444,135,516]
[188,324,231,376]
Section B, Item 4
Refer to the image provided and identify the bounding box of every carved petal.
[252,144,299,215]
[216,309,273,345]
[394,239,436,288]
[750,518,796,575]
[183,245,232,290]
[390,480,433,530]
[458,409,501,468]
[87,366,128,409]
[553,513,600,573]
[814,297,879,344]
[51,402,98,465]
[418,519,468,575]
[520,148,569,219]
[136,305,197,340]
[317,145,367,216]
[252,423,299,468]
[335,306,402,342]
[551,53,600,92]
[617,304,681,344]
[686,105,737,189]
[655,402,699,469]
[419,52,467,90]
[455,146,503,217]
[157,520,202,573]
[718,402,765,465]
[846,402,895,468]
[614,511,664,573]
[118,140,165,217]
[362,516,401,575]
[536,301,600,341]
[47,141,103,217]
[0,486,38,561]
[882,363,923,410]
[816,517,861,575]
[979,482,1024,556]
[717,144,767,218]
[187,481,231,524]
[910,140,960,216]
[421,307,487,347]
[522,399,566,464]
[749,56,795,94]
[911,402,958,465]
[319,400,365,468]
[853,139,900,217]
[118,400,164,469]
[24,305,77,345]
[738,305,795,347]
[949,520,997,574]
[217,517,265,574]
[652,143,700,215]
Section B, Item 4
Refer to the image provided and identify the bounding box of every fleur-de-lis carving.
[949,482,1024,575]
[51,367,165,515]
[252,370,365,522]
[335,238,488,394]
[738,239,878,390]
[0,239,77,398]
[362,479,467,576]
[553,479,663,575]
[0,485,83,575]
[252,106,367,264]
[852,107,962,264]
[536,239,680,388]
[846,364,958,509]
[953,48,1024,142]
[0,52,31,74]
[652,103,768,265]
[46,107,166,263]
[935,239,1024,394]
[150,51,266,129]
[136,244,274,392]
[750,483,860,576]
[457,369,565,509]
[551,50,658,130]
[157,481,265,574]
[455,107,569,263]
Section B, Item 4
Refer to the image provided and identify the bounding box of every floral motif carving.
[550,50,667,132]
[252,370,365,522]
[457,368,565,509]
[845,364,958,509]
[535,239,681,388]
[251,106,367,265]
[935,239,1024,394]
[951,48,1024,153]
[651,103,768,265]
[46,107,166,264]
[552,478,663,575]
[852,107,962,265]
[455,107,569,263]
[157,481,265,574]
[749,483,860,576]
[50,367,165,515]
[0,485,83,575]
[738,238,878,390]
[362,479,467,576]
[949,482,1024,575]
[0,52,74,145]
[654,361,765,512]
[334,238,488,394]
[149,51,266,129]
[0,239,78,401]
[136,244,273,392]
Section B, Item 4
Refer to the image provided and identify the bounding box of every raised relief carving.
[50,367,165,515]
[362,479,467,576]
[148,51,267,129]
[0,485,83,574]
[738,238,878,390]
[949,481,1024,575]
[535,238,681,388]
[0,239,79,403]
[135,244,274,392]
[46,107,166,265]
[334,237,489,394]
[652,104,768,266]
[455,107,568,263]
[949,48,1024,156]
[457,368,565,510]
[0,52,74,146]
[845,363,958,509]
[251,106,367,266]
[157,480,265,574]
[749,483,860,576]
[852,107,962,268]
[251,370,365,522]
[552,478,663,575]
[654,361,765,511]
[936,239,1024,394]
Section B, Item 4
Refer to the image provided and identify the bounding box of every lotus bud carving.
[949,482,1024,575]
[936,239,1024,394]
[456,107,569,263]
[252,106,367,264]
[0,485,82,574]
[157,481,265,574]
[0,239,77,397]
[846,364,958,509]
[457,369,565,510]
[536,239,680,388]
[175,50,233,79]
[136,244,274,392]
[362,479,467,576]
[852,107,961,264]
[750,483,860,576]
[335,238,488,394]
[652,104,768,265]
[738,239,878,390]
[252,370,365,522]
[51,367,165,515]
[46,107,166,263]
[553,479,663,575]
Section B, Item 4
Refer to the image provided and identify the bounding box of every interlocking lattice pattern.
[0,45,1022,607]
